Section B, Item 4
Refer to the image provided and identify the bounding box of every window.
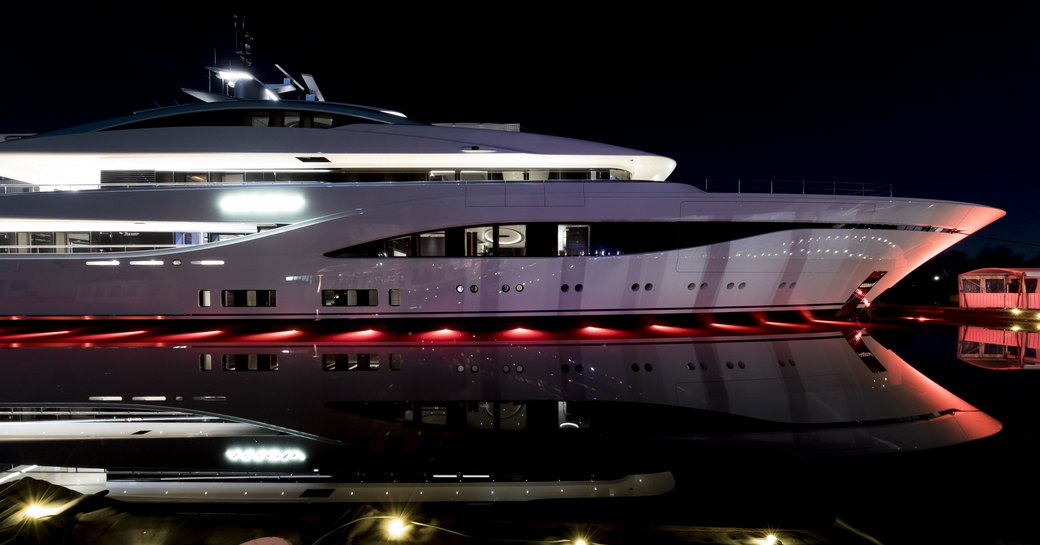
[960,278,981,293]
[559,224,589,256]
[223,354,279,371]
[465,226,495,256]
[418,231,445,256]
[387,236,412,257]
[221,289,277,307]
[323,289,378,306]
[496,224,527,256]
[985,279,1006,293]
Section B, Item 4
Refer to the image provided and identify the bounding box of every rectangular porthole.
[222,354,279,371]
[200,354,212,371]
[199,290,211,307]
[322,289,378,307]
[221,289,277,307]
[389,289,401,306]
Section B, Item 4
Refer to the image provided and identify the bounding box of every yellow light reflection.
[21,502,66,520]
[385,517,411,539]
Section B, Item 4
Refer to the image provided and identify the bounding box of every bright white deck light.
[215,70,253,82]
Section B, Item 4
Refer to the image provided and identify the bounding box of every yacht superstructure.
[0,68,1005,322]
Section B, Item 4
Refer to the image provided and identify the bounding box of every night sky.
[2,3,1037,257]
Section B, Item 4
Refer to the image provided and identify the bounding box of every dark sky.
[2,3,1038,257]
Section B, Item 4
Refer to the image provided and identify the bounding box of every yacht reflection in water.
[0,324,1001,504]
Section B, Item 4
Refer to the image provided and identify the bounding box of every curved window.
[102,168,632,185]
[326,221,830,258]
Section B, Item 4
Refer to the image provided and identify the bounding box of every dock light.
[1012,308,1023,316]
[385,518,411,539]
[574,539,588,545]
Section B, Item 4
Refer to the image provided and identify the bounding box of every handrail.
[695,179,892,197]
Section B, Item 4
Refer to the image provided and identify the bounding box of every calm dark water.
[800,321,1040,544]
[0,317,1036,545]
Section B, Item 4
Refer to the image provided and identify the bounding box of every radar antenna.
[233,14,253,68]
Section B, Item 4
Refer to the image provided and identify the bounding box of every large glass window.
[418,231,445,256]
[559,224,589,256]
[387,236,412,257]
[496,224,527,256]
[465,226,495,256]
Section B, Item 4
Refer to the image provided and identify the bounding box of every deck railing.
[694,179,892,197]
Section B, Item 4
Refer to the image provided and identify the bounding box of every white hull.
[0,182,1004,320]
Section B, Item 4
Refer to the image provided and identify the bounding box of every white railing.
[696,179,892,197]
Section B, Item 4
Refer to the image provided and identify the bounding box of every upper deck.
[0,100,677,187]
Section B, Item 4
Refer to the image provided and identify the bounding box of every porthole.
[501,365,511,373]
[726,361,734,369]
[469,285,478,293]
[643,363,653,372]
[561,364,570,373]
[687,283,696,290]
[737,361,745,369]
[726,282,735,290]
[738,282,746,290]
[575,364,584,374]
[631,283,640,292]
[470,365,479,373]
[789,282,797,289]
[575,284,583,292]
[631,363,640,372]
[561,284,570,292]
[172,259,182,266]
[778,282,787,289]
[644,283,653,291]
[515,284,524,292]
[788,359,796,367]
[700,362,708,370]
[686,362,696,370]
[778,359,786,367]
[455,285,465,294]
[515,364,525,373]
[456,364,465,373]
[700,282,708,289]
[502,284,510,293]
